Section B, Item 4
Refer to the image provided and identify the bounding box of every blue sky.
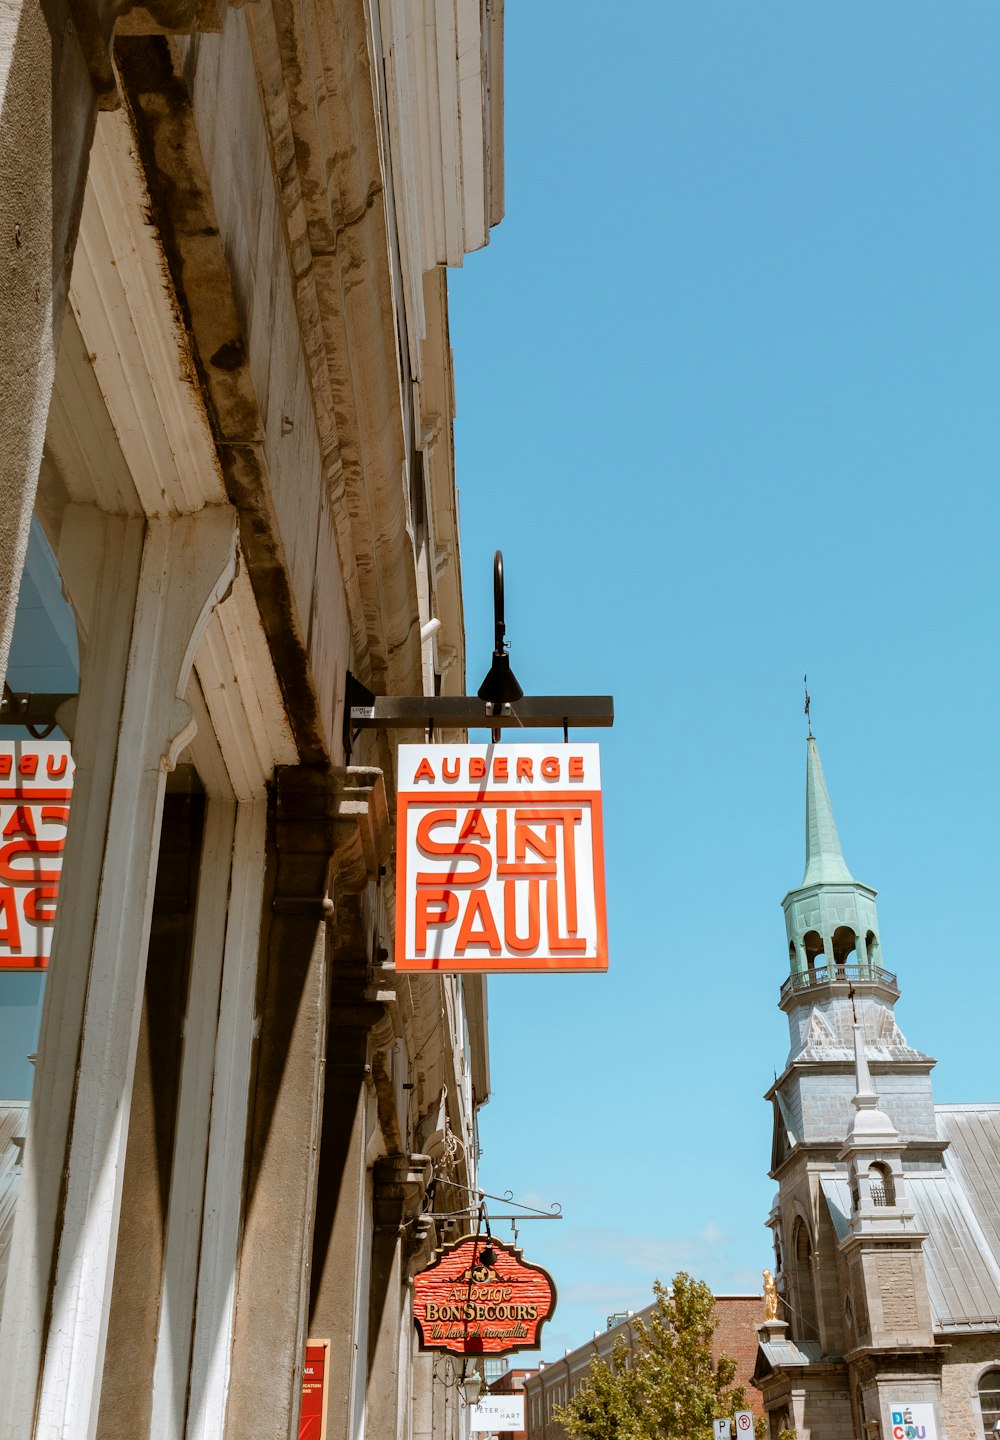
[448,3,1000,1358]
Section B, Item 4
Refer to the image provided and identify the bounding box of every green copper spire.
[803,736,854,886]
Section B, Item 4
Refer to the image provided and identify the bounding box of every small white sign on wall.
[889,1403,937,1440]
[470,1393,525,1431]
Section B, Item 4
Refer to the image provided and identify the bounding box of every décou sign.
[890,1406,937,1440]
[395,743,607,973]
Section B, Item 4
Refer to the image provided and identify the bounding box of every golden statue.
[763,1268,779,1320]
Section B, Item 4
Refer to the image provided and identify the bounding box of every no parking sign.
[736,1412,754,1436]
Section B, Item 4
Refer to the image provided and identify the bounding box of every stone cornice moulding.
[274,765,391,907]
[240,0,423,699]
[373,1153,433,1234]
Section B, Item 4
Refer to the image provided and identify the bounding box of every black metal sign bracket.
[342,551,614,760]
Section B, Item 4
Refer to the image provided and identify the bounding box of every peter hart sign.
[412,1235,556,1356]
[471,1394,525,1432]
[395,743,607,972]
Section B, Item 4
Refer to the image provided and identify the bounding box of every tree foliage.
[553,1272,763,1440]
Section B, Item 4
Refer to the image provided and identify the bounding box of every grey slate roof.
[0,1104,28,1317]
[820,1100,1000,1334]
[936,1105,1000,1268]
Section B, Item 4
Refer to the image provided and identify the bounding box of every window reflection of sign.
[471,1393,525,1431]
[0,742,73,969]
[396,744,607,973]
[300,1340,330,1440]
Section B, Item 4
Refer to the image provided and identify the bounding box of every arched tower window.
[803,931,825,977]
[865,930,879,972]
[833,926,857,971]
[978,1369,1000,1438]
[791,1219,819,1341]
[867,1163,895,1207]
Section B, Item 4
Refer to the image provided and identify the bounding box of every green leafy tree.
[554,1272,764,1440]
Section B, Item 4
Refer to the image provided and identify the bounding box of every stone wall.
[939,1334,1000,1440]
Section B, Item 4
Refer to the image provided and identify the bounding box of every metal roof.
[821,1106,1000,1334]
[757,1335,822,1369]
[936,1105,1000,1267]
[0,1105,28,1317]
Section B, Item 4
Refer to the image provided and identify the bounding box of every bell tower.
[757,736,965,1440]
[771,738,937,1154]
[784,737,883,988]
[765,737,941,1359]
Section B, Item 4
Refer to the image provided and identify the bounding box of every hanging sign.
[0,741,74,969]
[395,743,607,973]
[412,1235,556,1356]
[471,1393,526,1431]
[299,1340,330,1440]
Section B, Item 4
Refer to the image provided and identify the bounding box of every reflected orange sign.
[0,741,74,969]
[396,743,607,973]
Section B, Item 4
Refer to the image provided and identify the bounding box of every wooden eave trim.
[487,0,504,228]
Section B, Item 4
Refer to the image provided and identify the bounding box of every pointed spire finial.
[803,736,854,886]
[804,674,813,738]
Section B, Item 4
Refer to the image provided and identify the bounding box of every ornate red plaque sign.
[412,1235,556,1356]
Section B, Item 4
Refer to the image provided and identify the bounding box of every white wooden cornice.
[71,110,228,519]
[379,0,504,275]
[61,107,299,783]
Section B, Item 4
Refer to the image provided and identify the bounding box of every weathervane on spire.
[803,674,813,738]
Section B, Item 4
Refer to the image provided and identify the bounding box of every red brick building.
[483,1365,535,1440]
[522,1294,764,1439]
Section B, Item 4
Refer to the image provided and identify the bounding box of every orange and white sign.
[0,741,74,969]
[395,743,607,973]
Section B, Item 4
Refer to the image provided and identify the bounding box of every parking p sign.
[714,1421,731,1440]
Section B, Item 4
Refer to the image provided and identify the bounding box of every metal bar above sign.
[349,691,614,730]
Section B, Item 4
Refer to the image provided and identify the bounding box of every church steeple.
[782,735,885,987]
[803,738,854,886]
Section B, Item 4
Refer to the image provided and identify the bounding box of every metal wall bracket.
[342,551,614,759]
[1,685,76,739]
[343,672,613,759]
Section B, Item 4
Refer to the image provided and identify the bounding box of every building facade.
[0,1,504,1436]
[482,1363,534,1440]
[524,1295,764,1440]
[755,738,1000,1440]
